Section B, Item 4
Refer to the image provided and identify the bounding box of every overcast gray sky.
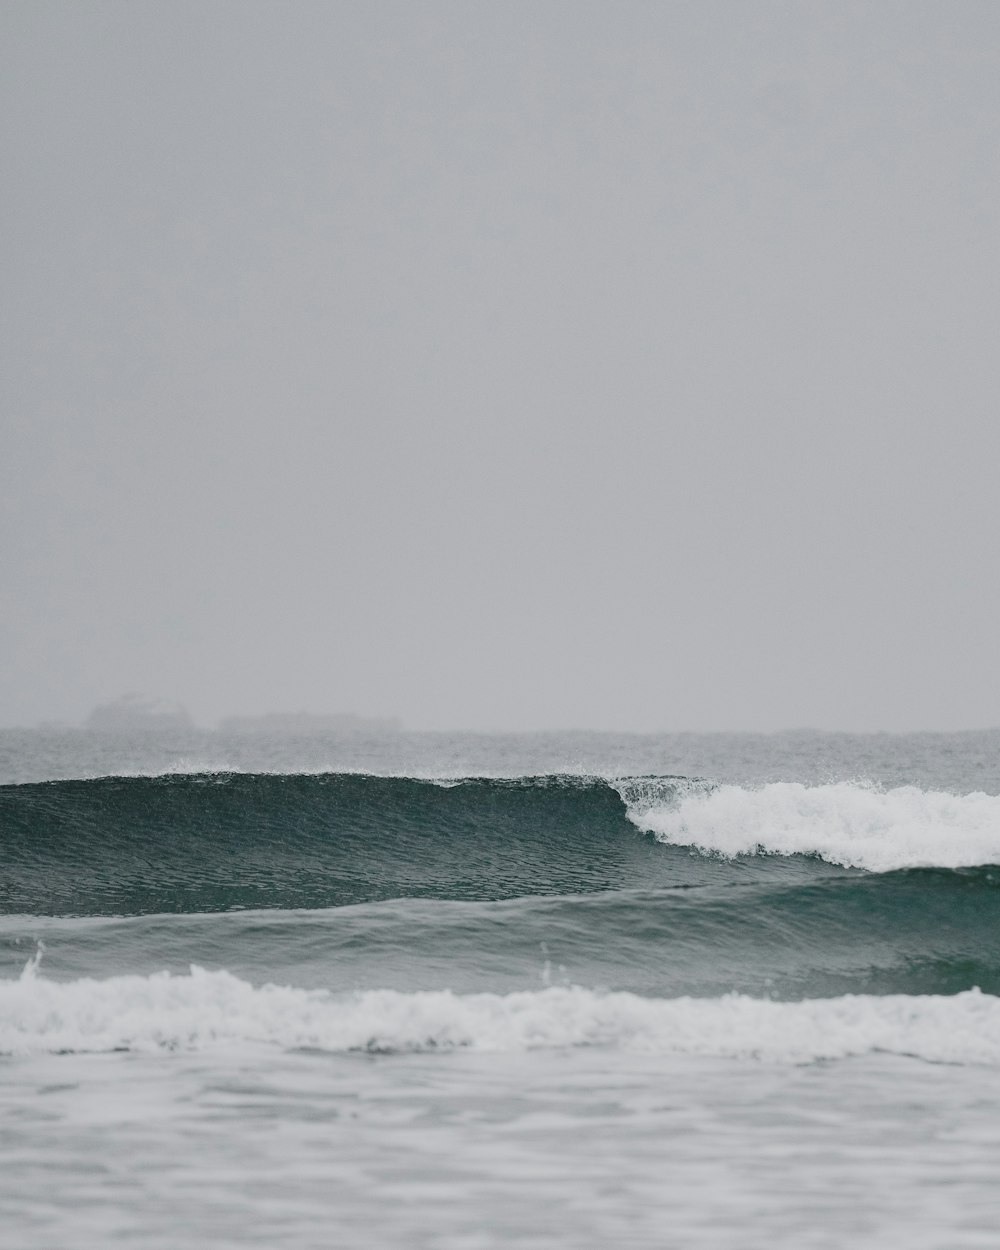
[2,1,999,731]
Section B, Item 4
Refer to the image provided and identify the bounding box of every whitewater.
[632,778,1000,870]
[2,727,1000,1248]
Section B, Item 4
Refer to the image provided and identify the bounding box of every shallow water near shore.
[4,1047,1000,1249]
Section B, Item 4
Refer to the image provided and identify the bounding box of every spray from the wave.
[627,781,1000,871]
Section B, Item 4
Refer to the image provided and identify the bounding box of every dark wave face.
[2,771,999,1002]
[0,772,825,916]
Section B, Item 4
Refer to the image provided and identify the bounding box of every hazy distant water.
[5,724,1000,790]
[2,728,1000,1248]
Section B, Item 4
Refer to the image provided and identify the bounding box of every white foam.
[627,781,1000,871]
[2,964,999,1064]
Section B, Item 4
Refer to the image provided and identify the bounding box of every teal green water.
[3,770,999,999]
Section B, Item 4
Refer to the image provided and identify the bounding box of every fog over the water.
[3,1,999,732]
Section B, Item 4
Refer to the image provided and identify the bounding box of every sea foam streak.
[628,781,1000,871]
[3,964,1000,1063]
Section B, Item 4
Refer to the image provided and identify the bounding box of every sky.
[2,0,999,732]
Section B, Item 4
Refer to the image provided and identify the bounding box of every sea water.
[1,728,999,1248]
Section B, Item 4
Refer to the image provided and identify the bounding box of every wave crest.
[629,781,1000,871]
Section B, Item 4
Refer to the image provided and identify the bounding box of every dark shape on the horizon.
[218,711,401,735]
[85,694,194,732]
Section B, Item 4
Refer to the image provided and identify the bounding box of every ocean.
[2,727,1000,1248]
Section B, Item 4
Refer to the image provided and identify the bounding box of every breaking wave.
[3,772,1000,918]
[629,780,1000,871]
[2,962,999,1064]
